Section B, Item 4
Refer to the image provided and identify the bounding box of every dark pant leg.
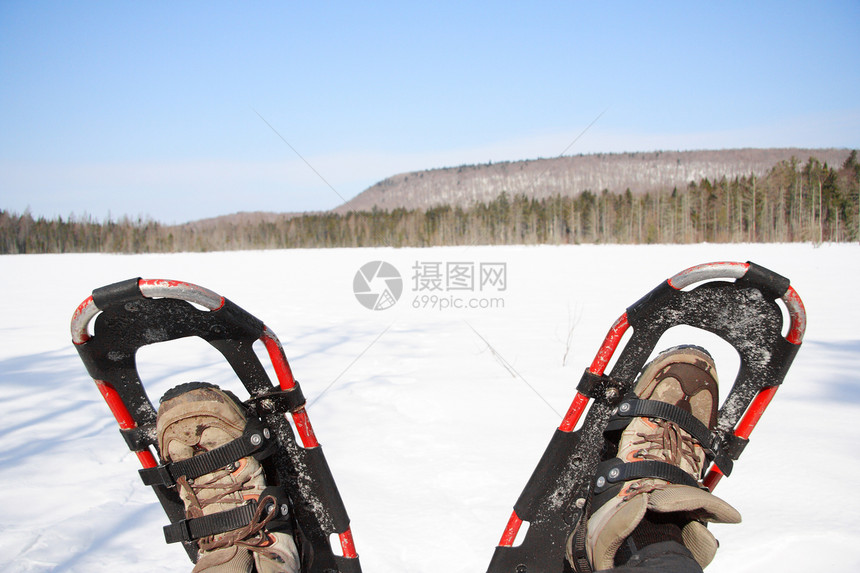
[600,541,703,573]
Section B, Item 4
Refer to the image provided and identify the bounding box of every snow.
[1,243,858,572]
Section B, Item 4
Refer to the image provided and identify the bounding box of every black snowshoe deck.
[72,278,361,573]
[487,261,805,573]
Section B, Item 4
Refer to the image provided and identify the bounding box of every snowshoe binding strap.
[140,417,277,488]
[606,398,733,476]
[164,485,293,544]
[592,458,700,501]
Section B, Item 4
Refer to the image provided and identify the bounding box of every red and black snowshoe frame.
[71,278,361,573]
[487,261,806,573]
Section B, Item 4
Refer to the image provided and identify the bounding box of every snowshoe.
[71,278,361,573]
[487,261,806,573]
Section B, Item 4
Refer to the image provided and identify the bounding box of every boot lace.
[177,464,281,558]
[632,419,701,469]
[621,419,703,501]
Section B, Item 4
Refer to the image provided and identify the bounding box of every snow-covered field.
[1,243,858,572]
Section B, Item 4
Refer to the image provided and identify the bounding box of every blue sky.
[2,1,858,223]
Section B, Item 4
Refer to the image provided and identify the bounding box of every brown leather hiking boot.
[568,346,741,570]
[157,382,301,573]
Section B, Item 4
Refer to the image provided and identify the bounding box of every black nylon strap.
[593,459,700,494]
[576,369,624,402]
[120,425,153,452]
[140,419,273,488]
[609,398,734,475]
[251,386,306,415]
[163,486,292,544]
[612,399,717,455]
[727,435,749,460]
[164,502,258,544]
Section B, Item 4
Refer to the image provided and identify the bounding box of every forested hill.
[336,148,852,212]
[3,149,858,253]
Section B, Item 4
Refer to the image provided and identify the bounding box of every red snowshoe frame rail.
[496,261,806,551]
[71,278,359,569]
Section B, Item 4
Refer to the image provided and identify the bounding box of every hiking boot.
[157,382,301,573]
[568,346,741,571]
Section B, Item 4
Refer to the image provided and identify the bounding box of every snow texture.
[1,243,858,572]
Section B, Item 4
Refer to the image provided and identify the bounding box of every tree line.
[3,153,858,255]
